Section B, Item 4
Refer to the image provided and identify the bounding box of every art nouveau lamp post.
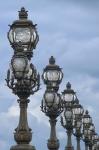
[88,123,95,150]
[96,136,99,150]
[6,7,40,150]
[61,82,75,150]
[92,133,99,150]
[73,97,84,150]
[41,56,63,150]
[83,110,92,150]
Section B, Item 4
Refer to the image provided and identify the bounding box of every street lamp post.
[74,120,82,150]
[73,97,84,150]
[88,123,95,150]
[41,56,63,150]
[92,133,99,150]
[96,136,99,150]
[61,82,75,150]
[83,110,92,150]
[61,107,74,150]
[6,8,40,150]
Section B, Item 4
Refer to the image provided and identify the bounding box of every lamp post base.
[10,144,36,150]
[47,139,59,150]
[65,146,74,150]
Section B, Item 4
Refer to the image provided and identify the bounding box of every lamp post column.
[11,98,35,150]
[83,110,92,150]
[72,97,84,150]
[89,145,92,150]
[66,130,73,150]
[76,137,80,150]
[85,143,88,150]
[47,117,59,150]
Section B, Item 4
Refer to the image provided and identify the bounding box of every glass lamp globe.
[73,97,84,119]
[8,7,39,59]
[89,123,95,134]
[52,93,61,109]
[26,64,36,79]
[83,110,92,126]
[76,120,82,129]
[84,129,91,137]
[64,109,73,121]
[93,133,99,141]
[24,64,38,85]
[84,129,88,136]
[11,53,29,79]
[27,67,33,79]
[14,28,31,43]
[62,82,75,105]
[92,133,98,142]
[42,56,63,91]
[44,90,56,108]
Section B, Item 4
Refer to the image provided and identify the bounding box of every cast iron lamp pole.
[82,110,92,150]
[74,120,82,150]
[61,82,76,150]
[92,133,99,150]
[88,123,95,150]
[41,56,63,150]
[73,97,84,150]
[96,136,99,150]
[61,107,74,150]
[6,7,40,150]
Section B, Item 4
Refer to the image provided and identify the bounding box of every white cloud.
[29,105,49,126]
[57,131,66,139]
[0,140,6,150]
[7,105,19,117]
[0,87,49,126]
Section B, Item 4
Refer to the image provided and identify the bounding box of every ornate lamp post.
[82,110,92,150]
[88,123,95,150]
[41,56,63,150]
[61,107,74,150]
[6,8,40,150]
[92,133,99,150]
[96,136,99,150]
[73,97,84,150]
[61,82,75,150]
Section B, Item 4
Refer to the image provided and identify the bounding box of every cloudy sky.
[0,0,99,150]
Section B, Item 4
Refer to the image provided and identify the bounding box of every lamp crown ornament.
[63,82,75,95]
[19,7,28,19]
[86,110,89,115]
[66,82,71,89]
[49,56,55,65]
[74,96,79,104]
